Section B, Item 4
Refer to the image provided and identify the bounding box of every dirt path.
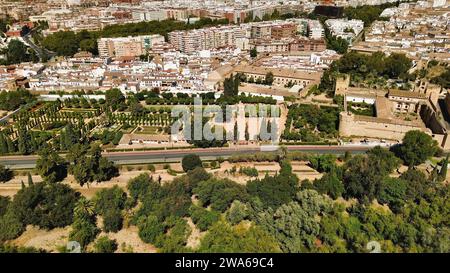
[185,217,205,250]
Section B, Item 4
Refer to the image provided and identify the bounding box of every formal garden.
[281,103,340,143]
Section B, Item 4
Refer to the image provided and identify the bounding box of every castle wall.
[339,112,428,141]
[420,103,446,134]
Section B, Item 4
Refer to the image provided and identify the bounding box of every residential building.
[97,35,165,58]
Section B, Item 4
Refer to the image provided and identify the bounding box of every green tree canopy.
[35,147,67,183]
[0,165,13,183]
[254,190,331,252]
[41,31,80,56]
[181,154,202,172]
[93,236,118,253]
[194,178,248,212]
[247,161,299,209]
[265,72,274,85]
[198,220,280,253]
[2,40,36,65]
[138,214,165,244]
[105,88,125,111]
[12,183,79,229]
[313,170,344,199]
[393,130,439,166]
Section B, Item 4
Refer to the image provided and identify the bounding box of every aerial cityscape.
[0,0,449,257]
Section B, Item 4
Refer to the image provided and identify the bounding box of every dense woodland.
[0,130,448,253]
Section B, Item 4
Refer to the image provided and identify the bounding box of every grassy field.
[120,125,136,134]
[136,126,160,134]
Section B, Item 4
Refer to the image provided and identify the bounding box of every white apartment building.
[168,26,239,53]
[98,35,165,58]
[131,9,167,21]
[308,20,325,39]
[325,19,364,44]
[285,18,324,39]
[432,0,447,7]
[167,21,312,53]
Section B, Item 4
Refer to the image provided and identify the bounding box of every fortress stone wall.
[339,112,428,141]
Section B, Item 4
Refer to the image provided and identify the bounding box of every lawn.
[136,126,161,134]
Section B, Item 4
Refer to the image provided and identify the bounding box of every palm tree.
[74,197,95,221]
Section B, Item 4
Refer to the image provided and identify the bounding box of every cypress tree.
[439,154,449,182]
[0,134,7,154]
[27,172,33,186]
[6,137,15,153]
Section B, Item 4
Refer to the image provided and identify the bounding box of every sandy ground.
[10,225,71,252]
[10,224,157,253]
[211,161,280,184]
[310,93,334,103]
[389,165,409,178]
[93,226,157,253]
[291,161,323,181]
[0,164,186,198]
[208,160,322,184]
[0,174,43,197]
[185,217,205,250]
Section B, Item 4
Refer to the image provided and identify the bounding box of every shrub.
[12,183,79,229]
[0,165,13,182]
[127,173,153,203]
[93,186,127,215]
[167,168,178,176]
[239,167,258,177]
[147,164,156,172]
[102,209,123,233]
[225,200,249,225]
[210,161,219,169]
[138,215,165,244]
[0,208,25,242]
[93,236,118,253]
[189,206,220,231]
[194,178,248,212]
[181,154,202,172]
[69,218,100,249]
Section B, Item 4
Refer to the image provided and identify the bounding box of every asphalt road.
[0,145,371,169]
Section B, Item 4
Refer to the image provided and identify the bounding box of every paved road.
[0,107,22,123]
[22,29,56,62]
[0,145,371,169]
